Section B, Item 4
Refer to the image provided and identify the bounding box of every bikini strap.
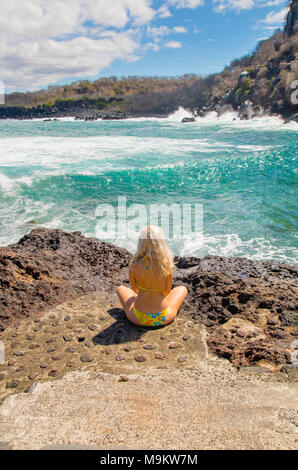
[143,255,150,271]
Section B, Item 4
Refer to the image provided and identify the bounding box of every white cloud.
[0,0,156,91]
[157,5,172,17]
[165,40,182,48]
[143,41,160,51]
[1,32,139,91]
[259,7,288,24]
[168,0,205,9]
[146,25,171,42]
[213,0,255,12]
[173,26,187,33]
[259,0,286,6]
[0,0,156,37]
[147,25,187,43]
[213,0,288,13]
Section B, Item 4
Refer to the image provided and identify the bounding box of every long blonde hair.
[130,225,174,276]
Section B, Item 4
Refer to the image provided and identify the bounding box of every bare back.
[129,258,173,313]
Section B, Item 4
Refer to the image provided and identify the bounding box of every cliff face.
[285,0,298,35]
[200,1,298,120]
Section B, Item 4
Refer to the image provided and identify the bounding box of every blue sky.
[103,0,289,78]
[1,0,289,92]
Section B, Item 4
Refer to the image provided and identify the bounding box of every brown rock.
[183,334,191,341]
[63,335,72,342]
[28,372,37,380]
[154,352,165,360]
[0,228,131,332]
[101,348,111,355]
[48,370,59,377]
[118,375,129,382]
[80,354,93,363]
[115,355,125,361]
[88,324,97,331]
[0,228,297,370]
[6,380,19,388]
[178,356,187,363]
[135,355,146,362]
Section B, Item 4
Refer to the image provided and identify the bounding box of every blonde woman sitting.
[117,225,187,327]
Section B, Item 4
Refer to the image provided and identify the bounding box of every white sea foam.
[193,111,298,130]
[0,133,273,171]
[128,107,298,129]
[100,230,298,265]
[178,232,298,265]
[166,107,194,121]
[6,104,298,130]
[0,172,33,194]
[0,117,296,263]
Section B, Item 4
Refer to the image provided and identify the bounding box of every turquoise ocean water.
[0,109,297,264]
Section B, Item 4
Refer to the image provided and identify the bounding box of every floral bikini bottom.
[133,306,169,327]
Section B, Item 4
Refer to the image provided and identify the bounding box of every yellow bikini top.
[137,255,164,292]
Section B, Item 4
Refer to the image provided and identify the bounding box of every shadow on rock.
[91,307,164,346]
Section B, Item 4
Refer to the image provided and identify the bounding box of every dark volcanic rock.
[0,228,131,331]
[0,228,297,368]
[181,117,196,123]
[173,254,297,367]
[285,0,298,36]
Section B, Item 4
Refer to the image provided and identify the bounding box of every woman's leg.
[116,285,142,326]
[164,286,188,323]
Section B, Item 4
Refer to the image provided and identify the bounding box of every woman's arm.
[164,270,173,297]
[129,266,139,294]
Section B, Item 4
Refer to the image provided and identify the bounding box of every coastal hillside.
[1,0,297,121]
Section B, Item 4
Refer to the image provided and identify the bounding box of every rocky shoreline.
[0,228,297,371]
[0,102,297,123]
